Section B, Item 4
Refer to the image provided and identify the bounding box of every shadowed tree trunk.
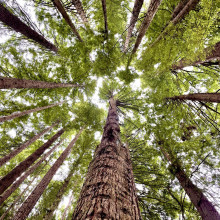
[132,0,162,54]
[0,76,81,89]
[168,93,220,103]
[52,0,83,41]
[0,122,58,167]
[13,128,84,220]
[172,41,220,70]
[0,101,64,123]
[0,129,64,195]
[0,140,62,206]
[159,144,220,220]
[0,3,57,52]
[42,153,83,220]
[72,96,141,219]
[72,0,88,24]
[171,0,190,20]
[101,0,108,36]
[123,0,144,52]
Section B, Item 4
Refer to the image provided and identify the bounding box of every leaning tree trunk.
[171,0,190,20]
[160,144,220,220]
[132,0,162,54]
[61,192,74,220]
[101,0,108,36]
[123,0,144,52]
[168,93,220,103]
[72,0,88,24]
[0,129,64,195]
[0,3,57,52]
[12,128,84,220]
[172,41,220,70]
[0,76,80,89]
[52,0,83,42]
[72,97,141,219]
[0,122,58,167]
[0,101,64,123]
[0,140,62,206]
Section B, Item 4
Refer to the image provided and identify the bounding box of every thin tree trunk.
[0,101,64,123]
[0,122,58,167]
[168,93,220,103]
[13,128,84,220]
[160,144,220,220]
[132,0,162,54]
[0,129,64,195]
[72,0,88,24]
[0,76,80,89]
[0,140,62,206]
[61,192,74,220]
[171,0,190,20]
[123,0,144,52]
[52,0,83,42]
[101,0,108,35]
[72,96,141,219]
[172,41,220,70]
[0,4,57,52]
[43,154,83,220]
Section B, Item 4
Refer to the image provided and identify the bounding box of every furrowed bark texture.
[172,41,220,70]
[0,122,58,167]
[123,0,144,52]
[72,97,141,219]
[0,101,63,123]
[160,145,220,220]
[132,0,162,54]
[168,93,220,103]
[0,140,62,206]
[72,0,88,23]
[13,128,83,220]
[101,0,108,35]
[0,129,64,195]
[0,76,80,89]
[0,4,57,52]
[53,0,83,41]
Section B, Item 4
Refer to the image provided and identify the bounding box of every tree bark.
[171,0,190,20]
[132,0,162,54]
[123,0,144,52]
[0,122,58,167]
[0,3,58,52]
[172,41,220,70]
[0,101,64,123]
[72,0,88,24]
[0,140,62,206]
[72,97,141,219]
[168,93,220,103]
[52,0,83,42]
[0,76,80,89]
[0,129,64,195]
[13,128,83,220]
[101,0,108,35]
[160,145,220,220]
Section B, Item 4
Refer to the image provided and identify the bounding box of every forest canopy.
[0,0,219,219]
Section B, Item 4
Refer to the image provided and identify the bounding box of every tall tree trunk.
[172,41,220,70]
[13,128,84,220]
[43,154,83,220]
[72,97,141,219]
[0,101,64,123]
[0,122,58,167]
[0,76,80,89]
[61,192,74,220]
[159,144,220,220]
[0,140,62,206]
[0,129,64,195]
[101,0,108,35]
[52,0,83,42]
[0,4,57,52]
[171,0,190,20]
[132,0,162,54]
[123,0,144,52]
[72,0,88,24]
[168,93,220,103]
